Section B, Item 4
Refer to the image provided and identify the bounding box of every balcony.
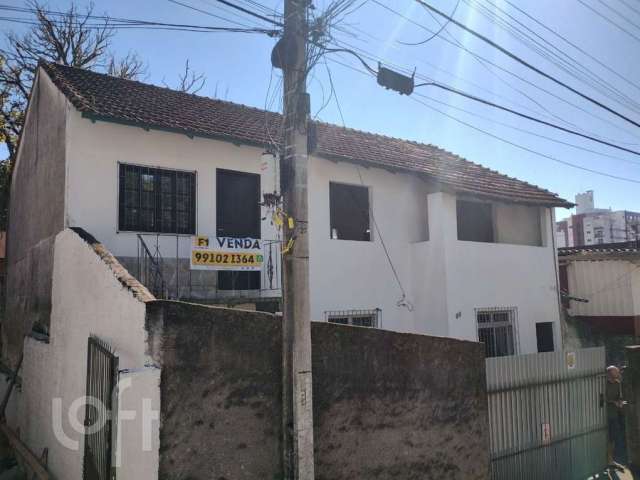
[117,234,282,307]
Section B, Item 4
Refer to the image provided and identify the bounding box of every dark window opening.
[119,164,196,234]
[216,169,261,291]
[536,322,555,353]
[457,199,494,243]
[329,182,371,241]
[477,308,516,357]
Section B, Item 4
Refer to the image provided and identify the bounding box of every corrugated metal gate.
[487,347,607,480]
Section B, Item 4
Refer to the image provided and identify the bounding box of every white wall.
[64,113,561,352]
[439,193,561,354]
[308,158,431,331]
[65,109,279,261]
[18,229,159,480]
[567,259,640,316]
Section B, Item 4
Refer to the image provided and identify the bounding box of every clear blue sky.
[3,0,640,220]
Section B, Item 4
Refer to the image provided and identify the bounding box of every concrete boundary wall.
[146,300,490,480]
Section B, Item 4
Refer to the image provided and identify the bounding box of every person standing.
[606,365,627,468]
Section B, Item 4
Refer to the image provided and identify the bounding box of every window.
[216,169,261,290]
[325,309,380,328]
[476,308,517,357]
[457,199,494,242]
[119,164,195,234]
[536,322,555,353]
[329,182,371,241]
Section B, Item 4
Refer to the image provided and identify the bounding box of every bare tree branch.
[174,59,206,94]
[106,52,147,80]
[0,0,144,162]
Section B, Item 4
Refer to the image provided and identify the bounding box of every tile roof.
[558,241,640,257]
[42,62,571,207]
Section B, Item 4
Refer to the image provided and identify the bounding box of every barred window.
[476,307,517,358]
[325,309,380,328]
[119,164,196,234]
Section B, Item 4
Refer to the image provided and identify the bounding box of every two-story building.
[5,62,571,365]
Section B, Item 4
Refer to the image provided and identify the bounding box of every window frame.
[325,309,381,328]
[117,162,197,235]
[475,307,518,358]
[456,198,496,243]
[328,181,373,242]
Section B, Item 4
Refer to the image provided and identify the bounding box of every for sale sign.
[190,236,263,271]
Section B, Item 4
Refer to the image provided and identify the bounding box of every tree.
[0,1,147,230]
[163,59,206,94]
[0,1,146,161]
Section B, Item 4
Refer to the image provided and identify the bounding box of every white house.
[0,61,575,480]
[5,62,571,363]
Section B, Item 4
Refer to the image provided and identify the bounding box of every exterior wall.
[308,159,429,333]
[64,113,561,351]
[439,193,561,354]
[495,203,542,246]
[312,322,489,480]
[17,229,159,480]
[4,71,69,362]
[145,301,283,479]
[145,300,490,480]
[64,109,279,260]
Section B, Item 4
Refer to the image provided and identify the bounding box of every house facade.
[5,63,570,365]
[559,242,640,338]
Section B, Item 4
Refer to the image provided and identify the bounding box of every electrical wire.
[368,0,640,144]
[461,0,640,116]
[325,56,640,184]
[414,0,640,130]
[330,35,640,146]
[214,0,283,25]
[415,81,640,157]
[330,20,640,146]
[577,0,640,44]
[399,0,460,45]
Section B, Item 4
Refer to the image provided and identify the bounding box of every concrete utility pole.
[280,0,315,478]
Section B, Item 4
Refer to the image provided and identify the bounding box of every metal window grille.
[325,309,381,328]
[476,307,518,358]
[83,336,119,480]
[119,163,196,234]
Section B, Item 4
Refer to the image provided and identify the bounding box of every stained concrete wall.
[312,323,489,480]
[146,301,489,480]
[145,301,283,480]
[4,69,68,362]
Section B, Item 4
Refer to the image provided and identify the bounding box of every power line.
[399,0,460,45]
[0,4,278,34]
[414,0,640,130]
[331,35,640,146]
[461,0,640,116]
[502,0,640,97]
[167,0,261,28]
[415,81,640,156]
[577,0,640,44]
[331,20,640,146]
[368,0,640,143]
[213,0,283,26]
[412,91,640,167]
[325,56,640,184]
[0,15,273,34]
